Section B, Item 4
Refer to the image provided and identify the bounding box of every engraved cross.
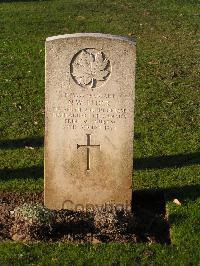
[77,134,100,170]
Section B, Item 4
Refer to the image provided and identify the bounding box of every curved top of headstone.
[46,33,136,45]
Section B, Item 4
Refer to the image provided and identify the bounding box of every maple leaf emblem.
[71,49,111,88]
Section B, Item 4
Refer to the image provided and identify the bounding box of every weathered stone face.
[45,33,136,211]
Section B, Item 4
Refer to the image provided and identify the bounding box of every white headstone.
[45,33,136,210]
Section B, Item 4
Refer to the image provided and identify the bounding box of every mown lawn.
[0,0,199,265]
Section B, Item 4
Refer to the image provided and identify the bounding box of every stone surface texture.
[45,33,136,210]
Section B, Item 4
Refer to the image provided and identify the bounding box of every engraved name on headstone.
[45,33,136,210]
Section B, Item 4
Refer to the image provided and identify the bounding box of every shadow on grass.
[0,166,43,180]
[134,152,200,170]
[0,138,199,198]
[134,185,200,204]
[1,137,199,169]
[133,185,200,234]
[163,184,200,202]
[132,189,170,244]
[0,137,43,149]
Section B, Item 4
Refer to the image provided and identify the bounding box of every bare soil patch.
[0,191,170,244]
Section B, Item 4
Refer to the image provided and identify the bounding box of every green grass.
[0,0,200,265]
[0,241,200,265]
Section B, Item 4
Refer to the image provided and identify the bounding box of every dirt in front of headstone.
[0,191,170,244]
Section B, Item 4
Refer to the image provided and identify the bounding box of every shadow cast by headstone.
[0,166,43,180]
[0,137,43,150]
[133,184,200,206]
[132,189,170,244]
[163,184,200,202]
[132,184,200,243]
[132,189,166,215]
[134,152,200,170]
